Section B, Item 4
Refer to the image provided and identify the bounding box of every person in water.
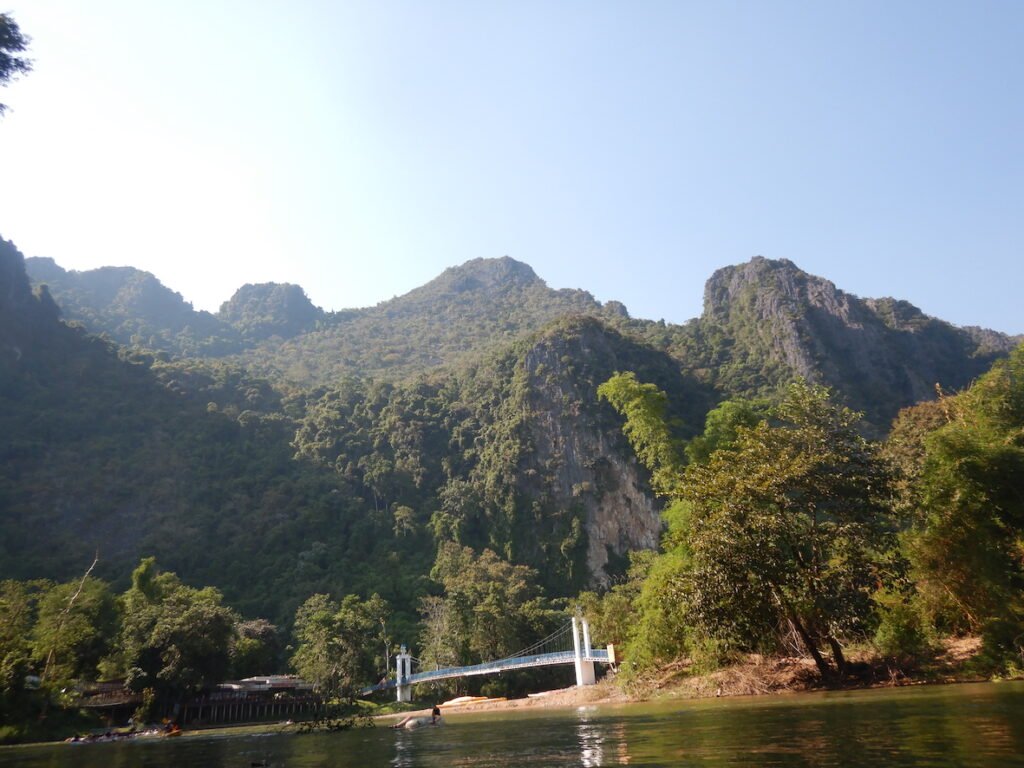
[391,706,442,730]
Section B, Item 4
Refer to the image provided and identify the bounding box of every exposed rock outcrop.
[698,256,1017,430]
[516,317,712,585]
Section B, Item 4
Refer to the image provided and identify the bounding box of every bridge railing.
[407,648,609,685]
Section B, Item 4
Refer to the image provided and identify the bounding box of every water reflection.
[610,722,632,765]
[4,682,1024,767]
[576,707,605,766]
[391,728,414,768]
[574,708,634,766]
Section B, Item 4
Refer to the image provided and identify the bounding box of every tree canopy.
[902,345,1024,665]
[290,592,391,700]
[597,376,902,679]
[120,558,239,699]
[0,14,31,116]
[681,381,898,677]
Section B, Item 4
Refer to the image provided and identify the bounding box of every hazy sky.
[0,1,1021,333]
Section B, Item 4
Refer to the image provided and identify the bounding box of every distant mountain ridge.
[25,257,242,356]
[25,251,1020,432]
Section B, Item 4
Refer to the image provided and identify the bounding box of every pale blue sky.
[0,1,1021,333]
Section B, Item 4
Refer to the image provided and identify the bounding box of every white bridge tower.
[571,615,596,686]
[395,644,413,702]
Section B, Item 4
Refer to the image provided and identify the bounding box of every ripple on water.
[3,682,1024,767]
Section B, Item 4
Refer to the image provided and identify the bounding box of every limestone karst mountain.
[27,253,1017,433]
[218,282,324,342]
[681,256,1016,430]
[7,239,1020,621]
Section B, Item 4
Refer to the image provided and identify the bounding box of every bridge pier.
[396,645,413,702]
[572,616,596,686]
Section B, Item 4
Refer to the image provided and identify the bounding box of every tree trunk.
[827,635,847,677]
[770,584,833,679]
[788,612,833,679]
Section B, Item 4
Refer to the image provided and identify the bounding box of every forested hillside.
[225,257,630,384]
[7,240,1019,619]
[5,240,703,620]
[25,257,243,356]
[6,240,419,624]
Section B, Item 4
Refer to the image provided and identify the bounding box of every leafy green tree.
[120,559,239,699]
[685,398,769,465]
[601,373,899,678]
[418,595,462,671]
[0,13,31,116]
[31,577,118,685]
[597,371,685,497]
[681,381,897,677]
[0,580,42,723]
[579,546,698,675]
[290,592,391,698]
[290,594,339,692]
[882,398,951,520]
[420,543,557,673]
[363,593,394,682]
[230,619,281,679]
[904,345,1024,666]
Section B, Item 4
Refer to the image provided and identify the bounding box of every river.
[3,681,1023,767]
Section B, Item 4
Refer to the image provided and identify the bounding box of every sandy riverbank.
[381,681,628,726]
[382,635,993,724]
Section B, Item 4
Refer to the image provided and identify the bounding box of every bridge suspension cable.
[361,615,609,698]
[499,620,575,662]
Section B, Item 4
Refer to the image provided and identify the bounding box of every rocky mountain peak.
[218,282,323,341]
[693,255,1017,431]
[703,256,848,322]
[421,256,541,296]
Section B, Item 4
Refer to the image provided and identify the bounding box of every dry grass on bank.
[623,636,987,702]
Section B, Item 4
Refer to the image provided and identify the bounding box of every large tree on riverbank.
[601,377,899,678]
[290,592,392,698]
[680,381,898,677]
[901,344,1024,667]
[120,559,239,699]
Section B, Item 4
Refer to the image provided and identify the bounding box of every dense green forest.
[585,347,1024,683]
[4,233,1023,742]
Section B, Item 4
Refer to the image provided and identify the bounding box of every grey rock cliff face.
[705,256,871,381]
[701,256,1017,429]
[516,320,678,585]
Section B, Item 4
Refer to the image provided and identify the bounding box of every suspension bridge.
[361,616,614,701]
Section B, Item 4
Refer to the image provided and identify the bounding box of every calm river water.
[3,681,1023,767]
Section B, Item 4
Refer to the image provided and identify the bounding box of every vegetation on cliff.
[586,348,1024,686]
